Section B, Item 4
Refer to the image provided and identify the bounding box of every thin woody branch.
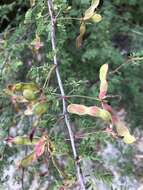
[47,0,86,189]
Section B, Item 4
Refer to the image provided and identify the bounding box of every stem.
[43,64,56,89]
[65,95,100,101]
[57,17,82,21]
[47,1,86,189]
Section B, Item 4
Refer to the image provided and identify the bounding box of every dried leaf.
[67,104,87,115]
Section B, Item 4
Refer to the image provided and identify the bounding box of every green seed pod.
[23,89,37,101]
[97,108,112,122]
[33,102,48,115]
[15,83,23,91]
[18,152,36,168]
[10,136,39,145]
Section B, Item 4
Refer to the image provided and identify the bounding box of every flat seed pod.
[67,104,87,115]
[33,102,48,115]
[10,136,39,145]
[76,22,86,48]
[84,0,100,21]
[23,89,37,101]
[17,152,36,168]
[115,121,129,137]
[34,135,47,158]
[99,64,109,99]
[99,80,108,100]
[97,108,112,122]
[15,82,39,91]
[99,64,108,82]
[91,13,102,23]
[123,133,136,144]
[86,106,99,116]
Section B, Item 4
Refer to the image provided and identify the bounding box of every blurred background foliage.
[0,0,143,189]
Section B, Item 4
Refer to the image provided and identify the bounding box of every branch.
[47,1,86,189]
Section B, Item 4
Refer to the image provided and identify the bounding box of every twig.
[57,17,82,21]
[110,56,143,75]
[47,1,86,189]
